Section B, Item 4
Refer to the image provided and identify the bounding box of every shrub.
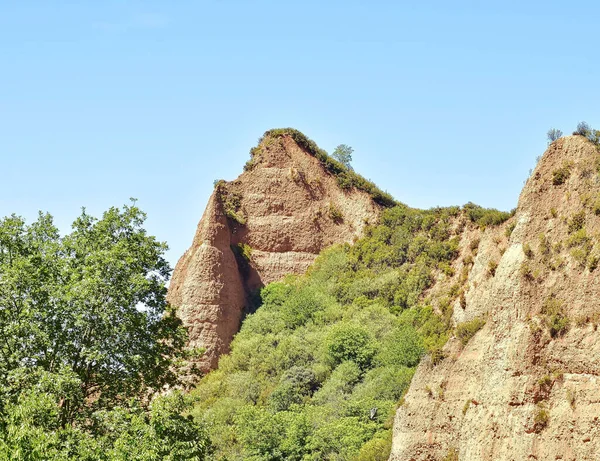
[443,447,459,461]
[547,128,563,143]
[538,234,550,257]
[455,317,486,345]
[541,296,569,338]
[552,163,571,185]
[488,260,499,276]
[533,403,549,432]
[523,243,534,258]
[329,203,344,223]
[355,435,392,461]
[574,121,591,136]
[567,211,585,233]
[505,221,516,238]
[463,202,512,227]
[215,183,246,225]
[520,261,534,281]
[326,324,377,371]
[269,366,318,411]
[377,326,425,368]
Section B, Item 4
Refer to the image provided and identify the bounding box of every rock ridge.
[168,130,382,371]
[390,135,600,460]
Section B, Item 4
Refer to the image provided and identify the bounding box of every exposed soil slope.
[168,132,382,371]
[390,136,600,460]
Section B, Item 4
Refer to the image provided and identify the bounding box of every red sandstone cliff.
[168,131,382,371]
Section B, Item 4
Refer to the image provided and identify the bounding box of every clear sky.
[1,1,599,267]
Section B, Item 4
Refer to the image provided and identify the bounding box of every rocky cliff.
[168,130,382,371]
[390,135,600,460]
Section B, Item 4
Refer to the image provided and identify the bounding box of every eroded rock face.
[390,136,600,461]
[168,133,381,371]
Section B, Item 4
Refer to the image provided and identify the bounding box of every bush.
[326,324,377,371]
[505,222,517,238]
[574,121,591,136]
[533,403,549,432]
[269,366,318,411]
[463,202,512,227]
[541,296,569,338]
[567,211,585,233]
[547,128,563,142]
[455,317,486,345]
[552,163,572,185]
[329,203,344,223]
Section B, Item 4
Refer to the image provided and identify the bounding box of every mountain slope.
[168,129,383,370]
[390,135,600,460]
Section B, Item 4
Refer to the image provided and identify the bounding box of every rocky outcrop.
[168,131,381,371]
[390,136,600,460]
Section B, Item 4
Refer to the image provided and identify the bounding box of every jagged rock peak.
[168,129,384,372]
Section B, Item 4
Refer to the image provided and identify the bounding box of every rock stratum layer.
[390,136,600,460]
[168,132,381,370]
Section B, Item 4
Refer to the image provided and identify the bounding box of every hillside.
[390,134,600,460]
[173,129,514,459]
[168,129,385,371]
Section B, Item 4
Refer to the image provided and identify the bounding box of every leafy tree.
[332,144,354,170]
[0,203,208,459]
[547,128,563,143]
[325,323,377,371]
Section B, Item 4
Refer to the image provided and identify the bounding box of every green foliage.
[215,182,246,225]
[326,324,377,371]
[566,228,593,268]
[505,221,516,238]
[574,121,591,137]
[263,129,396,207]
[463,202,512,227]
[541,295,569,338]
[533,403,549,432]
[455,317,486,345]
[443,447,459,461]
[332,144,354,170]
[191,204,462,460]
[240,242,253,260]
[0,205,209,459]
[547,128,563,142]
[552,163,572,185]
[567,211,585,233]
[328,203,344,223]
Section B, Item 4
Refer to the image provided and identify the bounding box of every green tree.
[0,203,208,459]
[332,144,354,170]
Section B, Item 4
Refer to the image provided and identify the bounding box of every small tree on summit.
[547,128,563,143]
[332,144,354,170]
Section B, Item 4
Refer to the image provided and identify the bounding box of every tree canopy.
[0,203,210,460]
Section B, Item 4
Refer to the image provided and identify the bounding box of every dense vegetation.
[0,204,210,460]
[190,203,504,460]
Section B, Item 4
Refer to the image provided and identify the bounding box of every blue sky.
[1,1,599,267]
